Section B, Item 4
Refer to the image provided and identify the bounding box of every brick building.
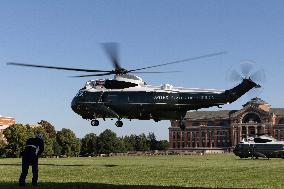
[169,98,284,151]
[0,116,16,140]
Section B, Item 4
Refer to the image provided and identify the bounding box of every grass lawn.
[0,154,283,189]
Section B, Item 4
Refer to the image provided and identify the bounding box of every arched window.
[242,113,261,123]
[278,118,284,124]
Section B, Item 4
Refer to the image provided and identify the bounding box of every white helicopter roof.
[114,74,144,85]
[83,74,224,94]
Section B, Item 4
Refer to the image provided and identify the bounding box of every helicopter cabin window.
[85,80,96,89]
[104,80,138,89]
[95,80,105,87]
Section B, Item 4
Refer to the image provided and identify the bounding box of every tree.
[0,140,7,157]
[97,129,121,154]
[52,140,62,156]
[56,128,80,157]
[38,120,56,156]
[157,140,170,150]
[147,132,158,150]
[135,134,149,151]
[117,137,127,153]
[81,133,98,156]
[123,134,136,151]
[3,124,33,157]
[38,120,56,139]
[32,126,53,157]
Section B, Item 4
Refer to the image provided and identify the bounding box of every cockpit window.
[95,80,105,86]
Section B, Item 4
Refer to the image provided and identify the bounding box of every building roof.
[0,116,15,129]
[270,108,284,116]
[184,99,284,121]
[184,110,236,120]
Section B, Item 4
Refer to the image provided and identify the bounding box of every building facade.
[169,98,284,151]
[0,116,16,140]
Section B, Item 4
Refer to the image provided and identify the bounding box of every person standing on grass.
[19,133,44,186]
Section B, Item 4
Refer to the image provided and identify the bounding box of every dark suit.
[19,137,44,186]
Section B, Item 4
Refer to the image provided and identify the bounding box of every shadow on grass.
[0,182,259,189]
[0,163,20,166]
[0,163,119,167]
[0,163,89,167]
[235,158,270,161]
[103,164,119,167]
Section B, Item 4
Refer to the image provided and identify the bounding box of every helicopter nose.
[71,97,78,113]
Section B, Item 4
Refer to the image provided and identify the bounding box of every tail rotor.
[226,61,266,98]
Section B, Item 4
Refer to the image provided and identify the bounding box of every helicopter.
[7,43,264,130]
[233,134,284,159]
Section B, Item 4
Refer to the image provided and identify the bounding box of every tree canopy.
[56,128,80,157]
[1,122,169,157]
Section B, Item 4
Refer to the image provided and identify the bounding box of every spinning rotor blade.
[71,70,182,77]
[70,72,115,78]
[128,51,227,72]
[227,61,266,98]
[132,71,182,74]
[7,62,110,73]
[228,69,243,82]
[102,42,121,70]
[227,61,266,83]
[250,69,266,83]
[240,61,253,78]
[7,43,227,78]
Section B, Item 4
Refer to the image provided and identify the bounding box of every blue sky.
[1,0,284,139]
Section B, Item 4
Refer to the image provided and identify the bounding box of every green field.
[0,154,283,189]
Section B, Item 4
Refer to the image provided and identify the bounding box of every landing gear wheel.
[115,120,123,127]
[91,120,99,126]
[179,121,185,131]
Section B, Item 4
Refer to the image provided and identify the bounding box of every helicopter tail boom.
[223,78,260,104]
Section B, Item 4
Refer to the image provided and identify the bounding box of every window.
[192,122,200,126]
[242,113,261,123]
[207,121,214,126]
[220,121,229,126]
[279,118,284,124]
